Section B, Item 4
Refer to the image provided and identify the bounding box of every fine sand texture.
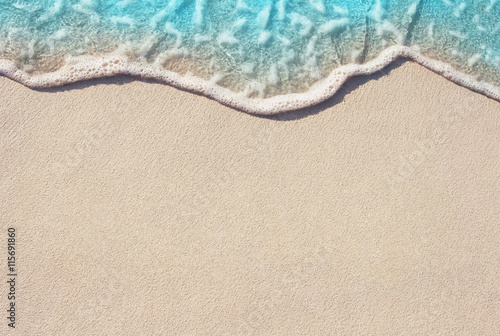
[1,60,499,335]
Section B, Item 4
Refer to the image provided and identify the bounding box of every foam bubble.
[1,0,499,115]
[4,45,497,115]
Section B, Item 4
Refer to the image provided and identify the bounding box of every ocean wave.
[1,45,499,115]
[1,0,499,113]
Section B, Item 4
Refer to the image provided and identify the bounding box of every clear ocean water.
[0,0,499,109]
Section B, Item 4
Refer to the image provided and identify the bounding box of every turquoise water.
[0,0,499,109]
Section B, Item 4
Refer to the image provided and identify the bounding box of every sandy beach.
[1,60,499,335]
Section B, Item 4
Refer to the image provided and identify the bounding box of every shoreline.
[1,45,499,115]
[1,60,499,335]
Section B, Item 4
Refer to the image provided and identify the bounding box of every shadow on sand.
[263,58,410,121]
[36,58,411,121]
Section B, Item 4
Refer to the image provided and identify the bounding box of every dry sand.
[1,60,499,335]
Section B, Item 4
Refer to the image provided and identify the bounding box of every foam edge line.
[0,45,499,115]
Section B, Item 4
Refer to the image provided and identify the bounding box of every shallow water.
[0,0,499,110]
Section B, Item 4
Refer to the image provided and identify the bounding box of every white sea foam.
[318,18,349,34]
[0,46,499,115]
[194,0,206,27]
[454,2,467,17]
[468,53,481,66]
[38,0,63,22]
[116,0,136,7]
[267,64,279,84]
[136,35,157,57]
[164,22,183,48]
[257,5,271,29]
[485,0,498,12]
[150,0,185,28]
[218,18,246,45]
[73,0,100,22]
[258,31,272,45]
[407,2,418,16]
[377,21,405,44]
[277,0,287,20]
[277,34,291,46]
[428,22,434,40]
[333,6,349,15]
[309,0,325,13]
[52,29,67,40]
[371,0,386,22]
[194,34,211,43]
[25,40,36,59]
[241,62,255,74]
[110,16,135,27]
[290,12,313,37]
[449,30,467,39]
